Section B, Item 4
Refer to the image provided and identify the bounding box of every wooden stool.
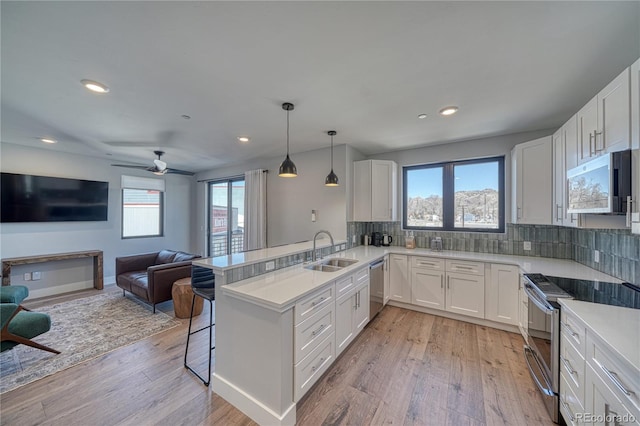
[172,278,203,319]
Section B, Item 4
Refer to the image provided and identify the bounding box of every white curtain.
[243,169,267,251]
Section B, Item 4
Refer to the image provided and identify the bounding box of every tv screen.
[1,173,109,222]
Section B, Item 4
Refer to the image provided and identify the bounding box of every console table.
[1,250,103,289]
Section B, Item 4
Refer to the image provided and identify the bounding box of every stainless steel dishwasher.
[369,259,384,319]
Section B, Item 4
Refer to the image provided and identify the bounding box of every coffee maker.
[371,232,383,247]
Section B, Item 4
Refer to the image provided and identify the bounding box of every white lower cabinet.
[389,254,410,302]
[560,304,640,426]
[407,257,485,320]
[383,255,390,305]
[585,363,639,426]
[518,276,528,342]
[294,332,335,401]
[485,263,519,325]
[335,268,370,356]
[445,260,485,319]
[411,257,445,310]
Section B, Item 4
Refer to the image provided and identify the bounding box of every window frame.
[403,156,505,233]
[121,188,165,239]
[207,176,245,257]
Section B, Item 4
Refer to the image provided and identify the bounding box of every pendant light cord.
[330,133,334,170]
[286,110,290,155]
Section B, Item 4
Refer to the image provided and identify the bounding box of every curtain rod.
[197,169,268,183]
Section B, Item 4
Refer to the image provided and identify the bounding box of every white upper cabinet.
[578,67,631,165]
[553,116,579,228]
[353,159,397,222]
[512,136,553,225]
[630,59,640,234]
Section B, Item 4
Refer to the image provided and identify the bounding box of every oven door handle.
[524,284,554,314]
[524,345,554,396]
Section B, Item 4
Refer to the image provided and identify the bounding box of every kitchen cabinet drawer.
[560,369,585,426]
[585,363,640,426]
[411,256,444,270]
[295,284,334,325]
[335,275,354,298]
[561,333,586,402]
[294,332,335,401]
[561,311,586,356]
[355,266,369,285]
[446,259,484,276]
[294,302,335,363]
[587,334,640,415]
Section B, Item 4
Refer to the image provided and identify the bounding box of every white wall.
[0,143,193,296]
[194,145,348,253]
[367,129,555,224]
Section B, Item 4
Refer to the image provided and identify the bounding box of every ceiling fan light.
[279,154,297,177]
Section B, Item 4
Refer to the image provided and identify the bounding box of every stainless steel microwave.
[567,150,631,214]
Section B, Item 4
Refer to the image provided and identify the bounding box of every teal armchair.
[1,303,59,354]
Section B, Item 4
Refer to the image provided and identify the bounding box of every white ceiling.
[2,1,639,173]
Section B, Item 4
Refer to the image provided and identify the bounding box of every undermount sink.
[305,264,341,272]
[304,257,359,272]
[322,258,358,268]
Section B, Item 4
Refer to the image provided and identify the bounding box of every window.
[403,156,505,232]
[208,178,245,257]
[121,176,165,238]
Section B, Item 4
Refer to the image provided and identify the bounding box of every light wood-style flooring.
[1,287,552,426]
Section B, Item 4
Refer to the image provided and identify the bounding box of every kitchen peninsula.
[193,243,623,426]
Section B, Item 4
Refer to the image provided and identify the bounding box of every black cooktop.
[546,275,640,309]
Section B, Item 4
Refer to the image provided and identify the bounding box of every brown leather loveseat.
[116,250,201,313]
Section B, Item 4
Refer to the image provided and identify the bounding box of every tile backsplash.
[347,222,639,284]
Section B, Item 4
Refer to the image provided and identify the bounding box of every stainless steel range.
[522,273,640,424]
[522,273,572,424]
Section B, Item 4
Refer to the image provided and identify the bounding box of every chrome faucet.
[312,230,334,262]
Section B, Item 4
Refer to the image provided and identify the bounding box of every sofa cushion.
[117,271,148,291]
[173,251,198,262]
[156,250,177,264]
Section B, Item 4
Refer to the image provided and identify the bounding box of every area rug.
[0,292,179,394]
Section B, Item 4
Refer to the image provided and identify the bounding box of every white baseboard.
[386,300,520,334]
[28,280,94,299]
[212,373,296,426]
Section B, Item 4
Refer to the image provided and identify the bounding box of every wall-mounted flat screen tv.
[1,173,109,222]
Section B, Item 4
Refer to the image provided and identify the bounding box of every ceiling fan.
[111,150,195,176]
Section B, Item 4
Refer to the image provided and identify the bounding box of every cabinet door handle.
[517,206,522,219]
[589,132,595,156]
[561,321,579,338]
[560,398,576,422]
[311,296,326,307]
[441,275,444,289]
[556,204,562,222]
[597,360,635,396]
[311,357,325,372]
[560,355,576,375]
[447,276,450,289]
[311,324,326,336]
[594,130,603,152]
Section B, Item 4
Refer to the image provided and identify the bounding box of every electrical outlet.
[265,261,275,271]
[23,272,32,281]
[32,271,42,280]
[594,250,600,263]
[523,241,532,251]
[340,244,346,251]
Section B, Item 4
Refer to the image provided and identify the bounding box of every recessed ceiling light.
[40,138,57,144]
[439,106,459,116]
[81,79,109,93]
[181,115,191,120]
[417,114,428,119]
[237,136,250,143]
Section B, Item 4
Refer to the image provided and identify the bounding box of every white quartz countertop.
[211,245,622,312]
[559,299,640,373]
[192,238,345,274]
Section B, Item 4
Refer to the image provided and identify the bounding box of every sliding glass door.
[208,178,245,257]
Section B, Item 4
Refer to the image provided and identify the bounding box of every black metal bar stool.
[184,265,215,386]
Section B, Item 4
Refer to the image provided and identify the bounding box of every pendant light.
[278,102,297,177]
[325,130,339,186]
